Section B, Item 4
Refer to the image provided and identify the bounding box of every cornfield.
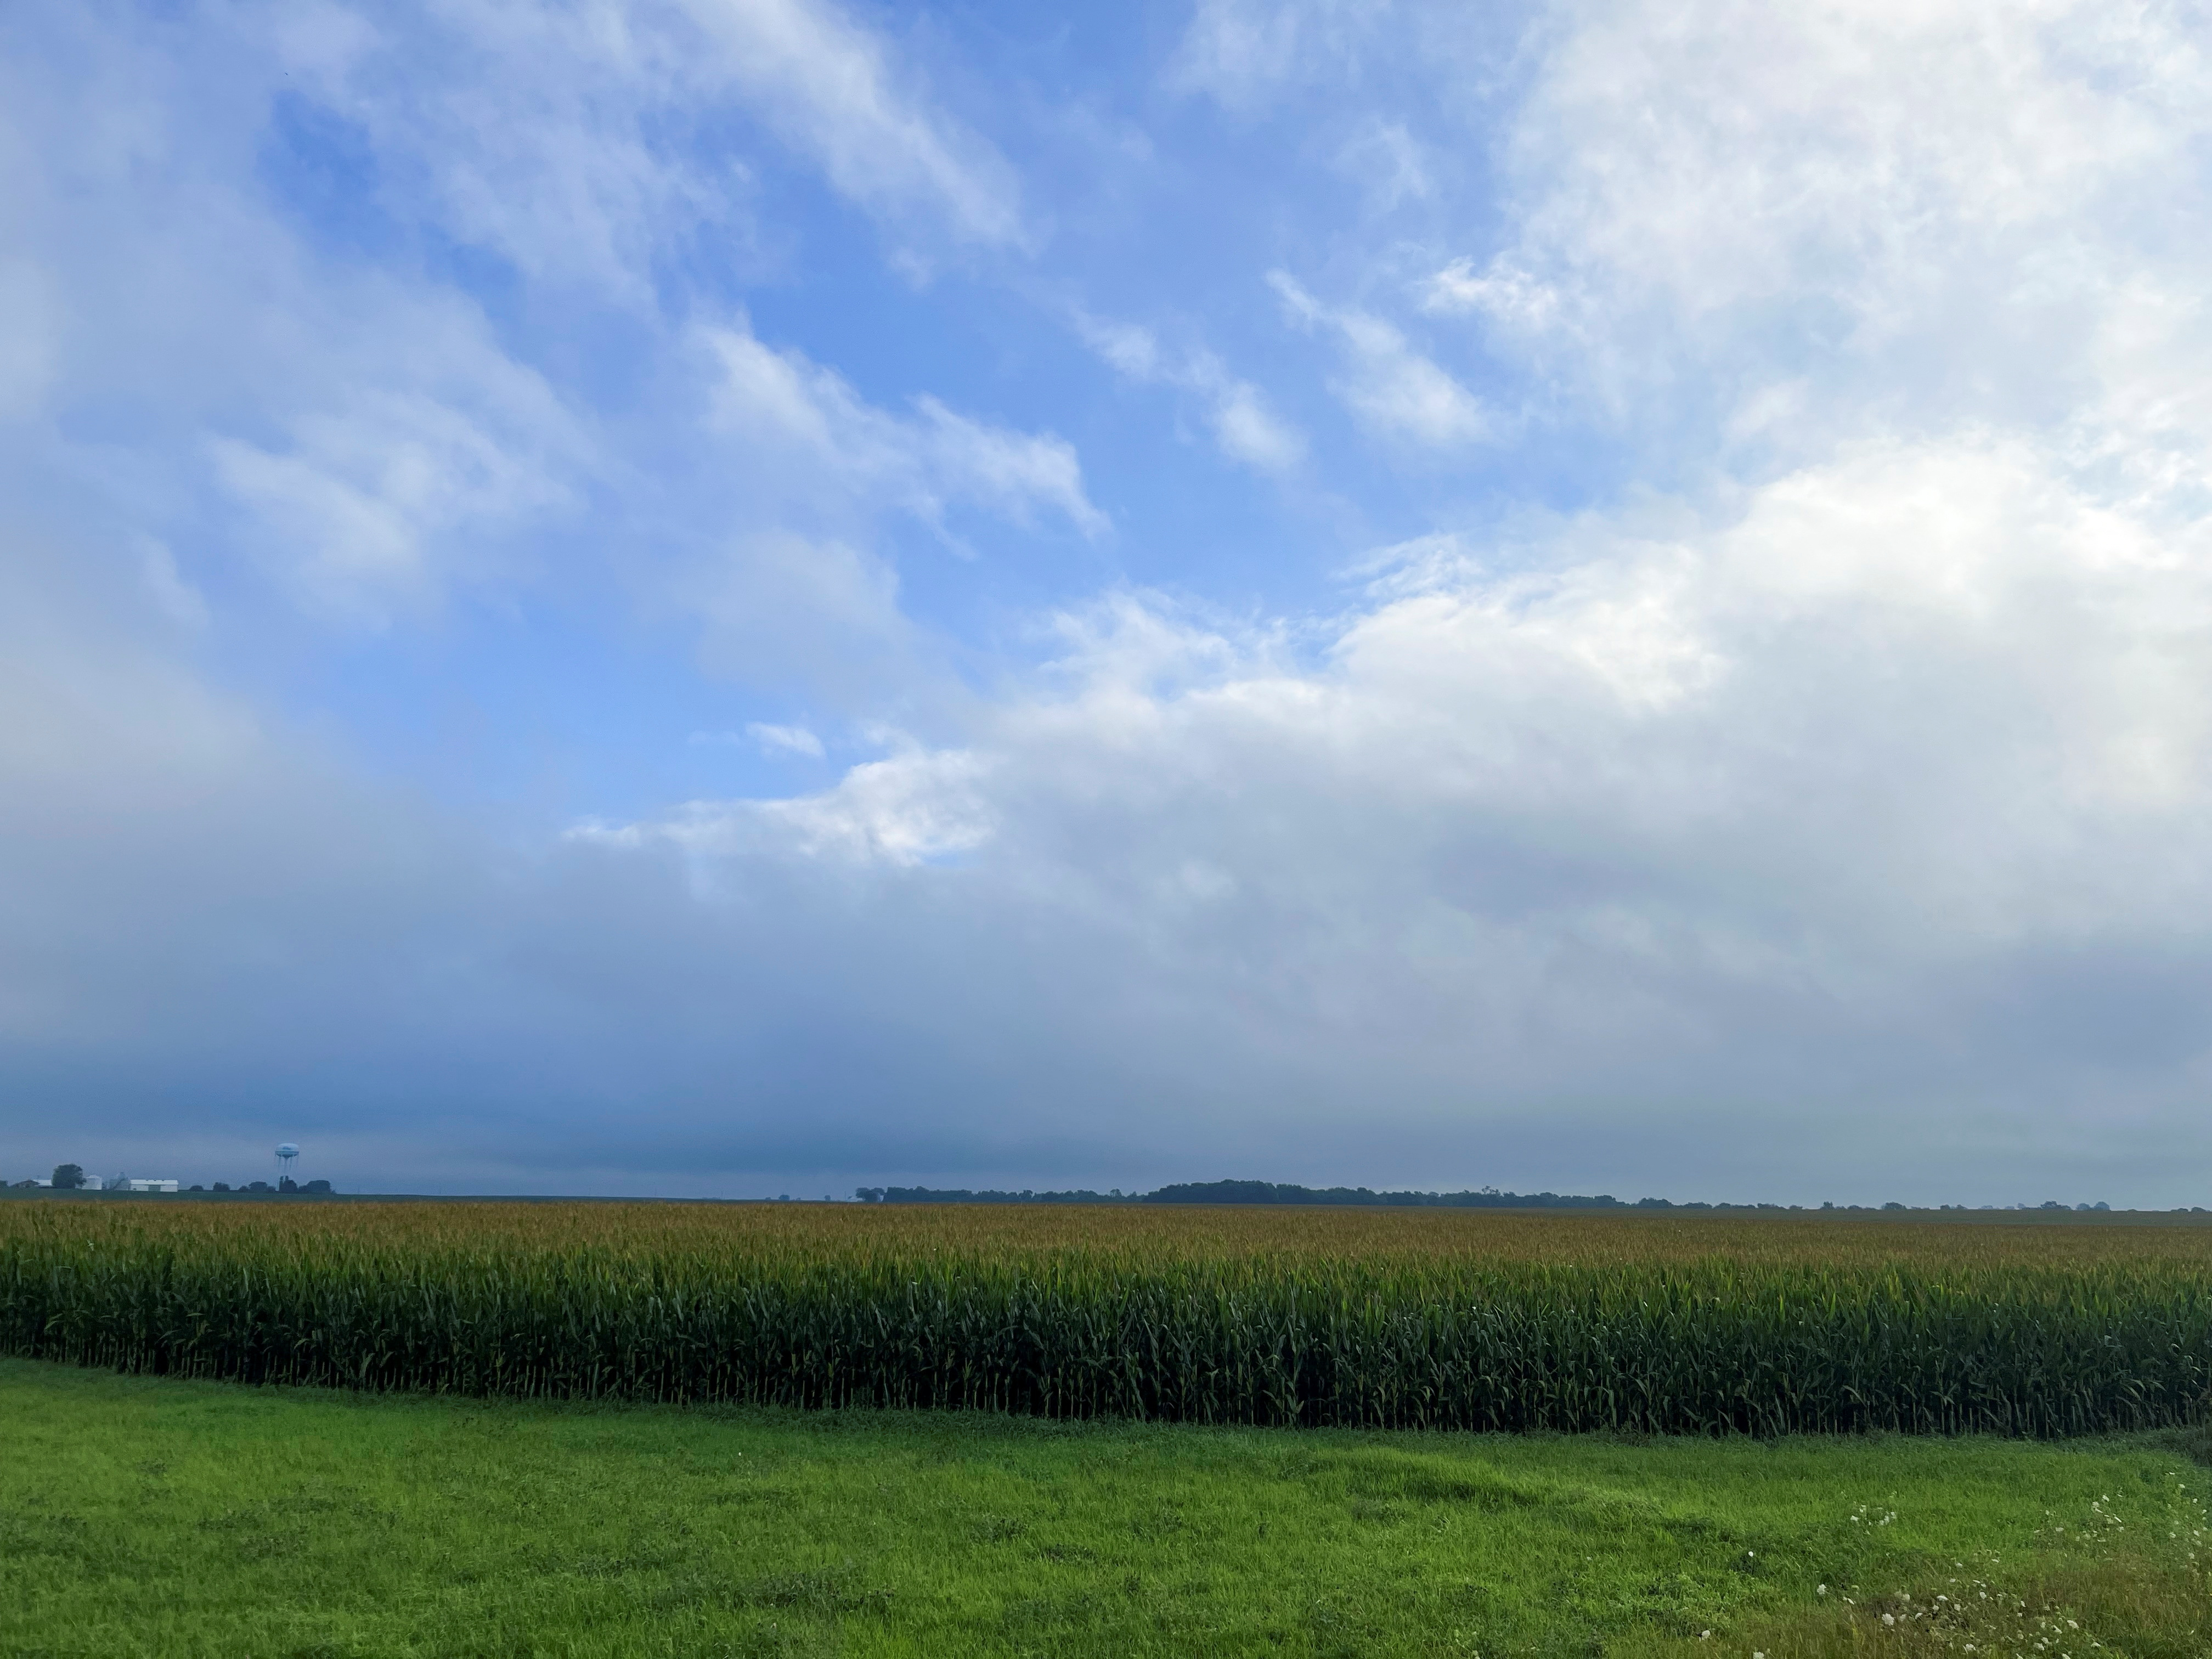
[4,1198,2211,1436]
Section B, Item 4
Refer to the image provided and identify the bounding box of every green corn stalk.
[3,1203,2208,1436]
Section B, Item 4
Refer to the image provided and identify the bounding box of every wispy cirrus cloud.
[207,345,585,624]
[1076,313,1306,474]
[1268,272,1489,451]
[680,0,1023,250]
[272,0,1023,301]
[746,721,826,759]
[703,319,1106,539]
[1165,0,1386,115]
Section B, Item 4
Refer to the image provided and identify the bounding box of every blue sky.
[9,0,2212,1203]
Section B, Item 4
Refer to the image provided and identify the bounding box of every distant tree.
[1150,1180,1288,1205]
[246,1181,271,1193]
[51,1164,84,1189]
[212,1182,230,1193]
[302,1180,331,1194]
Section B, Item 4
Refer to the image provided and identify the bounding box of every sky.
[7,0,2212,1204]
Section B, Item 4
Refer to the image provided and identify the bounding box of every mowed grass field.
[8,1199,2212,1434]
[8,1356,2212,1658]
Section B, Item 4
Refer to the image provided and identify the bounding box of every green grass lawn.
[2,1359,2208,1658]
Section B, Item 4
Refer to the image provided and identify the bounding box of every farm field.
[7,1199,2212,1435]
[6,1356,2212,1658]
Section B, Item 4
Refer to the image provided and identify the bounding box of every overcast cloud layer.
[8,0,2212,1204]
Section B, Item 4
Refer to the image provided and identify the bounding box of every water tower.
[275,1143,300,1187]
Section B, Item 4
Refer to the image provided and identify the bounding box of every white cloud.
[1076,312,1306,474]
[743,742,998,865]
[1444,0,2212,455]
[0,0,1042,664]
[704,320,1107,537]
[595,741,995,867]
[679,0,1023,249]
[910,396,1108,538]
[1419,257,1558,333]
[1204,375,1308,472]
[0,4,599,623]
[1270,272,1489,449]
[273,1,718,301]
[1166,0,1380,114]
[210,379,579,623]
[597,430,2212,1158]
[271,0,1021,302]
[1080,317,1164,381]
[746,721,826,758]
